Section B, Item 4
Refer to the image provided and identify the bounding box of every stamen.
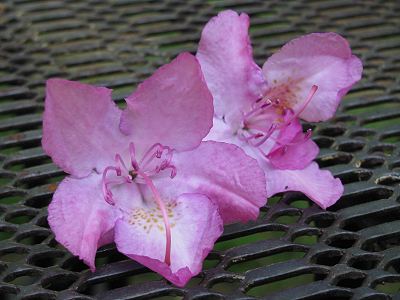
[115,154,129,174]
[139,143,163,166]
[304,128,313,139]
[252,123,277,147]
[102,142,176,266]
[164,165,177,178]
[102,166,122,206]
[291,85,318,121]
[138,144,176,177]
[129,143,139,170]
[134,169,172,266]
[242,99,272,123]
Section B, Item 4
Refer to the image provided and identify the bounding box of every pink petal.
[156,141,267,224]
[42,79,129,178]
[47,173,117,270]
[196,10,266,124]
[265,161,343,209]
[267,134,319,170]
[267,114,319,170]
[120,53,213,153]
[205,117,236,143]
[114,193,223,287]
[262,32,363,122]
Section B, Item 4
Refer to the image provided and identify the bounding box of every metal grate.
[0,0,400,299]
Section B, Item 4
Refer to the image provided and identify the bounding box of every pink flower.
[196,10,363,208]
[42,53,267,287]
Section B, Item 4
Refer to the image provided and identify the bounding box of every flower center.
[239,85,318,149]
[101,142,176,266]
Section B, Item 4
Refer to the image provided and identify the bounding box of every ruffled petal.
[120,53,213,153]
[42,79,129,178]
[267,113,319,169]
[264,161,343,209]
[196,10,266,125]
[114,193,223,287]
[262,32,362,122]
[267,135,319,170]
[156,141,267,224]
[47,173,118,270]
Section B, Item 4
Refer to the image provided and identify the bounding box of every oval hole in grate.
[19,293,56,300]
[364,115,400,130]
[61,256,89,272]
[41,273,77,291]
[350,129,376,138]
[95,247,129,268]
[289,199,311,209]
[325,234,358,249]
[228,251,306,274]
[337,140,365,152]
[374,279,400,294]
[317,152,353,168]
[0,227,16,241]
[375,174,400,186]
[203,258,220,270]
[318,126,346,137]
[330,187,393,211]
[381,131,400,144]
[362,232,400,252]
[369,144,395,155]
[6,210,36,224]
[29,251,65,268]
[186,277,203,288]
[341,207,400,232]
[386,258,400,274]
[293,233,319,245]
[306,213,336,228]
[273,214,301,225]
[151,295,184,300]
[0,247,28,262]
[312,250,343,266]
[81,272,163,296]
[313,136,334,148]
[36,215,50,228]
[210,279,241,294]
[337,169,373,184]
[300,294,352,300]
[334,115,357,124]
[25,195,52,209]
[357,156,385,169]
[0,289,18,300]
[0,174,15,186]
[4,270,41,286]
[245,273,327,297]
[17,231,50,245]
[349,256,380,270]
[214,230,286,252]
[0,193,25,205]
[336,274,366,288]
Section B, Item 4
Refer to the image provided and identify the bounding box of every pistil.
[132,169,172,266]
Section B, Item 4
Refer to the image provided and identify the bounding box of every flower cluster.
[42,10,362,286]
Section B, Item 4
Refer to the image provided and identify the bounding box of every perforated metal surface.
[0,0,400,299]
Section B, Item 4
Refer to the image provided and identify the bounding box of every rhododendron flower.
[196,10,362,208]
[42,53,266,287]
